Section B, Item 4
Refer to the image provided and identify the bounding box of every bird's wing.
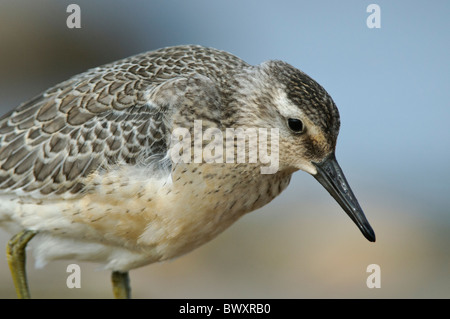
[0,45,238,199]
[0,69,190,199]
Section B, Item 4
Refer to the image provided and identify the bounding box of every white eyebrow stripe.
[273,89,305,119]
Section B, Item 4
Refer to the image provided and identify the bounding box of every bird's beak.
[312,153,376,242]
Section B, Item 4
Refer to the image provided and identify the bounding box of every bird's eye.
[287,118,304,133]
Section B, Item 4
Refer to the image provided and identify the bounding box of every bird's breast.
[49,162,292,261]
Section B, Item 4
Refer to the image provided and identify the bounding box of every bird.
[0,45,375,299]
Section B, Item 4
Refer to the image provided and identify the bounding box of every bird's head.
[233,60,375,242]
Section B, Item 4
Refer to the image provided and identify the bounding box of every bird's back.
[0,45,248,199]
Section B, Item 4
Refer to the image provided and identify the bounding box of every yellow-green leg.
[111,271,131,299]
[6,230,37,299]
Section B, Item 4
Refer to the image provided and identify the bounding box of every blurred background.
[0,0,449,298]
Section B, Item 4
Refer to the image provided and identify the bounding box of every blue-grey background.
[0,0,449,298]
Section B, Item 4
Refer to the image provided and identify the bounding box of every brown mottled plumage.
[0,45,374,298]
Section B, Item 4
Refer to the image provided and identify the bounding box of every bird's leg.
[111,271,131,299]
[6,230,37,299]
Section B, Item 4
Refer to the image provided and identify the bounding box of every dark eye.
[288,118,304,133]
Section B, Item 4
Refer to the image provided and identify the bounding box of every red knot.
[0,45,375,298]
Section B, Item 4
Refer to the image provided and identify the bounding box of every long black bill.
[312,153,376,242]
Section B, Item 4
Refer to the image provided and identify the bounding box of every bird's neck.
[172,162,293,216]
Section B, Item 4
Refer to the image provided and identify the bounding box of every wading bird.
[0,45,375,298]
